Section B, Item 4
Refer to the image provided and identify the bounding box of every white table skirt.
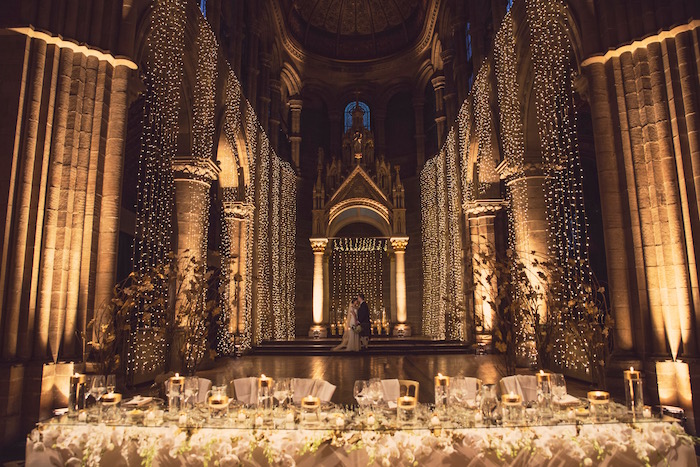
[26,422,696,466]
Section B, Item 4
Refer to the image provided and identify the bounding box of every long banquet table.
[26,404,697,466]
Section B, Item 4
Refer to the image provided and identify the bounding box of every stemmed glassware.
[184,376,200,410]
[106,374,116,393]
[353,380,369,413]
[273,378,293,408]
[551,374,567,404]
[90,375,106,421]
[367,378,383,409]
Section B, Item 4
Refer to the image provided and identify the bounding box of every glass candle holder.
[397,396,417,424]
[207,386,230,419]
[587,391,610,423]
[501,392,523,426]
[100,392,122,423]
[258,375,274,410]
[434,373,450,409]
[536,371,553,420]
[68,373,86,416]
[300,395,320,425]
[168,373,185,413]
[623,367,644,418]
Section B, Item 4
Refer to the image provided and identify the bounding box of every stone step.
[250,338,482,356]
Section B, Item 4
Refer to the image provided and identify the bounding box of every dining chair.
[398,379,419,401]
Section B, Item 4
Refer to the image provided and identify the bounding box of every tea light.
[78,411,87,422]
[100,392,121,406]
[146,411,156,422]
[258,375,274,410]
[335,415,345,427]
[434,373,450,408]
[237,410,247,422]
[397,396,417,423]
[255,414,264,426]
[178,413,188,425]
[623,367,644,417]
[643,406,652,418]
[501,392,523,425]
[301,396,320,424]
[285,411,295,423]
[430,414,441,426]
[168,373,185,413]
[474,411,483,423]
[367,413,376,425]
[587,391,610,422]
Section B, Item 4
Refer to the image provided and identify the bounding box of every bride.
[332,299,361,351]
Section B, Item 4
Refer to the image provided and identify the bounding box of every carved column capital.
[464,199,507,217]
[223,201,255,220]
[431,75,446,91]
[172,157,221,184]
[390,237,409,252]
[310,238,329,253]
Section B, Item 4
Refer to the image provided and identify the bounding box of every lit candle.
[78,411,87,422]
[168,373,185,413]
[255,414,264,426]
[69,373,86,415]
[430,414,440,426]
[623,367,643,417]
[237,410,247,422]
[587,390,610,422]
[335,415,345,427]
[178,413,187,425]
[285,411,294,423]
[367,413,376,425]
[501,392,523,425]
[258,375,274,410]
[434,373,450,408]
[643,406,652,418]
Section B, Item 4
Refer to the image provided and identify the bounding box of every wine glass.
[184,376,200,410]
[450,377,468,407]
[274,378,292,408]
[367,378,383,409]
[90,375,106,402]
[353,380,368,412]
[106,374,116,393]
[551,373,567,403]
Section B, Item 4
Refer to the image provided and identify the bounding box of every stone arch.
[327,201,392,238]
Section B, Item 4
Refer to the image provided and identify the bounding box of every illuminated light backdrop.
[330,238,387,326]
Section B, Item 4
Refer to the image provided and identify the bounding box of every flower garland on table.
[28,421,693,467]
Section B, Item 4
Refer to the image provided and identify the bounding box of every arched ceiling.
[281,0,429,60]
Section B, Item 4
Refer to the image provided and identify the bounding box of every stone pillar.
[222,201,254,335]
[391,237,411,337]
[289,98,302,173]
[441,49,458,126]
[268,79,282,152]
[413,96,426,169]
[432,75,447,148]
[452,20,470,104]
[465,201,505,331]
[257,53,271,132]
[172,157,220,306]
[309,238,328,337]
[245,26,260,102]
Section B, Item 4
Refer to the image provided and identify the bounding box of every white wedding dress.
[332,305,361,352]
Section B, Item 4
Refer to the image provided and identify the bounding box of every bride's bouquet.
[351,324,362,334]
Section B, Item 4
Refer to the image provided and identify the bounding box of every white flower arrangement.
[28,420,693,466]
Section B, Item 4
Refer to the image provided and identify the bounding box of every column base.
[392,323,412,338]
[308,325,328,339]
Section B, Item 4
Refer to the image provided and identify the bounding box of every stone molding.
[223,201,255,220]
[496,159,544,181]
[464,199,507,217]
[172,157,221,183]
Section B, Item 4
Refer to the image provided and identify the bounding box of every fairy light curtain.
[330,238,387,326]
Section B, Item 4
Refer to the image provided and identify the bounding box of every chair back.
[398,379,419,401]
[499,375,538,403]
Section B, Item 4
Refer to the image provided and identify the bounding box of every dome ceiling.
[282,0,428,60]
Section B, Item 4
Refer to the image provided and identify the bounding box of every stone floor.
[194,353,594,406]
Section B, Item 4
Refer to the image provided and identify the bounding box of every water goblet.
[368,378,383,409]
[106,374,116,393]
[551,373,567,406]
[274,378,292,408]
[353,380,368,413]
[90,375,106,421]
[184,376,200,410]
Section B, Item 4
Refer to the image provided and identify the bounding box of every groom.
[356,292,371,349]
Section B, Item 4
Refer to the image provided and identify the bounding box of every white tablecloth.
[26,420,696,466]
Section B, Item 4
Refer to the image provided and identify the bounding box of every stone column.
[309,238,328,337]
[413,96,426,169]
[432,75,447,148]
[289,98,302,173]
[465,201,505,332]
[245,25,260,102]
[441,49,458,126]
[452,20,470,104]
[268,79,282,152]
[391,237,411,337]
[222,201,254,336]
[257,53,271,132]
[172,157,220,298]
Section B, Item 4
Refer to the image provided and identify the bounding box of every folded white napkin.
[381,379,400,407]
[292,378,315,403]
[555,393,580,406]
[123,396,153,407]
[53,408,69,416]
[233,377,258,405]
[517,375,538,403]
[313,380,336,402]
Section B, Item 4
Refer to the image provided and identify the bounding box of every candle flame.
[438,373,443,378]
[630,367,634,372]
[261,374,266,379]
[539,370,545,375]
[175,373,179,378]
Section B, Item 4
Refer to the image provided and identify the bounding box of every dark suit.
[357,301,371,337]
